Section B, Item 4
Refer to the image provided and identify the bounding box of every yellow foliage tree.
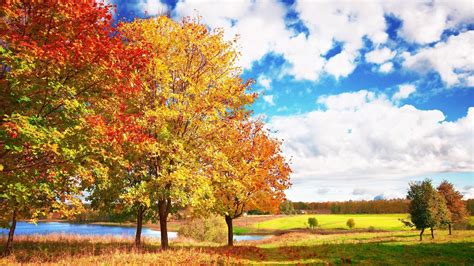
[109,16,255,249]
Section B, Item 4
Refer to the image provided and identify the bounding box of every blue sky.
[111,0,474,202]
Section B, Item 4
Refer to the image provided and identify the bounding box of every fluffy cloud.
[324,51,357,79]
[163,1,474,85]
[403,31,474,87]
[174,0,292,70]
[269,90,474,200]
[385,1,474,44]
[263,95,275,106]
[292,1,388,79]
[258,75,272,90]
[138,0,168,16]
[392,84,416,100]
[173,0,389,81]
[365,47,396,64]
[462,186,474,199]
[379,62,394,73]
[365,47,396,74]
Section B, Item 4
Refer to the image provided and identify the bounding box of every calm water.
[0,222,266,241]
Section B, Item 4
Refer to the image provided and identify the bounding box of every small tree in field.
[437,181,469,235]
[308,217,318,229]
[346,218,355,229]
[407,179,450,240]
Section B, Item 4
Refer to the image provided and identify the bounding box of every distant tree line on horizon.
[280,194,473,216]
[280,199,410,214]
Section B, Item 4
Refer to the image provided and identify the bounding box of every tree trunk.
[225,215,234,247]
[3,208,17,256]
[430,227,434,239]
[135,205,144,249]
[158,199,169,250]
[419,227,424,241]
[448,224,452,235]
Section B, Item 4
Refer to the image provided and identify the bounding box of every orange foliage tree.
[211,120,291,246]
[437,180,469,235]
[0,0,126,255]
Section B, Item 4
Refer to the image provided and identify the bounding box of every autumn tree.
[0,0,124,255]
[90,16,255,250]
[437,180,468,235]
[211,120,291,246]
[407,179,450,240]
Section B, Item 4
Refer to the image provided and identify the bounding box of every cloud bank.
[268,90,474,201]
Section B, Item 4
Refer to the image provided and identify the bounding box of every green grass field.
[252,214,411,231]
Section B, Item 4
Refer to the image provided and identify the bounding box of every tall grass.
[1,230,473,265]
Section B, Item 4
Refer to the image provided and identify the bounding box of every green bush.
[346,218,355,229]
[308,217,318,229]
[178,216,227,243]
[368,226,375,232]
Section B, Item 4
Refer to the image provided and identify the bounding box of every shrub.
[178,216,227,243]
[367,226,375,232]
[346,218,355,229]
[308,217,318,229]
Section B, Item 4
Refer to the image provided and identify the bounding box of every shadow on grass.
[206,241,473,264]
[1,237,473,264]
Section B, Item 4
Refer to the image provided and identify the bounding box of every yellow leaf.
[0,164,3,171]
[51,144,59,155]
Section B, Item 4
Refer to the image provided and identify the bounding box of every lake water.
[0,222,266,241]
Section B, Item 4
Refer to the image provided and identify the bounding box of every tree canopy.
[437,180,469,235]
[0,1,292,253]
[407,179,450,240]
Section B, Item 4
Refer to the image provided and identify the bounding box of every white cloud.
[324,51,358,79]
[269,90,474,201]
[173,0,389,81]
[138,0,168,16]
[263,95,275,106]
[392,84,416,100]
[468,76,474,87]
[365,47,396,64]
[365,47,396,74]
[170,0,474,85]
[258,75,272,90]
[174,0,292,70]
[293,1,388,80]
[353,188,371,195]
[403,31,474,87]
[385,1,474,44]
[379,62,394,73]
[462,186,474,199]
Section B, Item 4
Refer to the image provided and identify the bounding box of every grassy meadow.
[1,214,474,265]
[250,214,410,231]
[1,229,473,265]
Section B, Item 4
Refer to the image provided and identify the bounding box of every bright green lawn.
[253,214,411,231]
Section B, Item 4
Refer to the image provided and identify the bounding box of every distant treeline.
[284,199,409,214]
[467,199,474,215]
[281,199,474,215]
